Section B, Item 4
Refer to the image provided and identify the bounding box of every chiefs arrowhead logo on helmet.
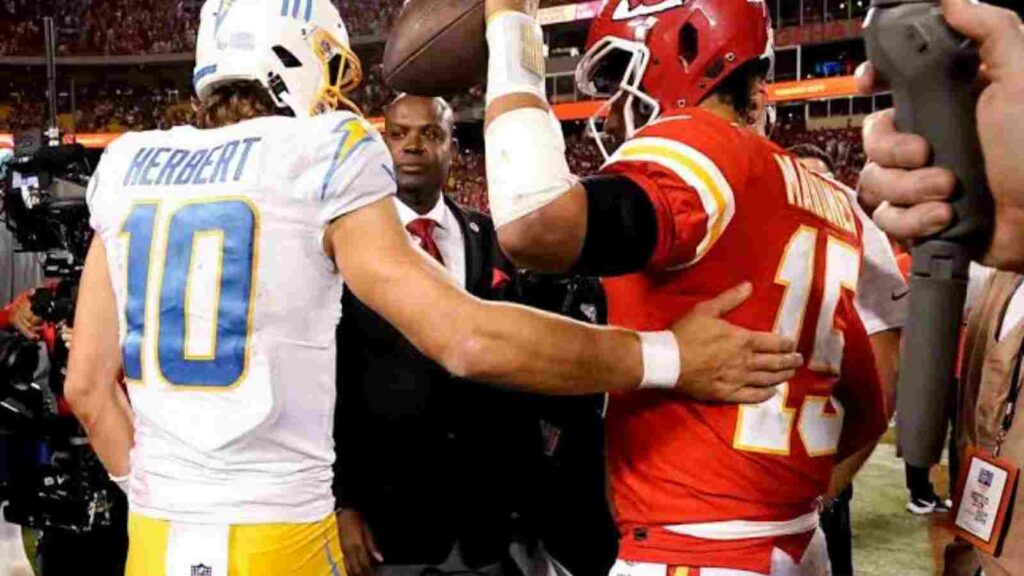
[588,0,773,109]
[612,0,684,21]
[577,0,773,155]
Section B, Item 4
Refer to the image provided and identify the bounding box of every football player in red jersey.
[481,0,904,574]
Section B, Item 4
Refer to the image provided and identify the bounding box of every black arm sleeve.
[570,174,658,277]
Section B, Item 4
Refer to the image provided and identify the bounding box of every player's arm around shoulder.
[326,200,800,400]
[316,118,801,399]
[323,195,641,395]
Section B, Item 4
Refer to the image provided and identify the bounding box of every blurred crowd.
[350,62,395,118]
[0,0,197,56]
[0,81,463,132]
[0,0,581,54]
[0,0,866,212]
[450,123,866,214]
[0,74,866,214]
[773,120,866,188]
[0,0,876,55]
[67,85,192,131]
[337,0,403,38]
[443,124,878,216]
[0,79,191,132]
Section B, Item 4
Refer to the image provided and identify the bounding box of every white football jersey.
[86,111,395,524]
[843,184,909,335]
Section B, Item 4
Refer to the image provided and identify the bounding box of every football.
[382,0,488,95]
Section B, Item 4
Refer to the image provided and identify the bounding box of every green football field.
[15,440,953,576]
[852,443,953,576]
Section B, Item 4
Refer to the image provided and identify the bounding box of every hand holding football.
[382,0,488,95]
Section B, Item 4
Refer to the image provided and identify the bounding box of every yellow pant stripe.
[126,513,344,576]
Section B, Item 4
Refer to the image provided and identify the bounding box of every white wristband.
[485,11,546,105]
[109,472,129,495]
[639,331,681,389]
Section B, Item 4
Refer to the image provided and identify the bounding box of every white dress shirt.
[847,190,909,335]
[394,195,467,288]
[999,283,1024,342]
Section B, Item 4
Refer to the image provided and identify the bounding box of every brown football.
[382,0,488,95]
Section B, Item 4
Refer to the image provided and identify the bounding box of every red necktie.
[406,218,445,265]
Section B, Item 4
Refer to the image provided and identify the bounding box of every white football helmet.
[194,0,363,117]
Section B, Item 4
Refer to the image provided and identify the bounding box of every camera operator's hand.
[858,0,1024,272]
[10,291,41,340]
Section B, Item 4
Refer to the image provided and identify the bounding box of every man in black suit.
[334,95,536,576]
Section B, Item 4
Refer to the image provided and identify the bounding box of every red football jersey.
[600,109,888,571]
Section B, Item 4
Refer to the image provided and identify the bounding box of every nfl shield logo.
[191,565,213,576]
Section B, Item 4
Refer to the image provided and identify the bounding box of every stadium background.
[0,0,882,203]
[3,0,1023,574]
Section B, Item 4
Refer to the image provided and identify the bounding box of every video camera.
[0,140,121,533]
[2,140,93,278]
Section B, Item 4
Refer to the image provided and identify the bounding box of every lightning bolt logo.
[215,0,235,36]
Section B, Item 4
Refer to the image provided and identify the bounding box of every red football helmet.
[576,0,774,156]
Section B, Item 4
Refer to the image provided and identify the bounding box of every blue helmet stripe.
[280,0,289,16]
[304,0,313,21]
[193,64,218,90]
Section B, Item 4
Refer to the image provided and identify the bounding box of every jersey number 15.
[734,225,861,457]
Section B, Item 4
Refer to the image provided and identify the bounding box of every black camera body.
[0,143,120,533]
[3,143,93,278]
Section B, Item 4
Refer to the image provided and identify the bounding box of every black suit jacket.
[333,197,539,568]
[509,273,619,576]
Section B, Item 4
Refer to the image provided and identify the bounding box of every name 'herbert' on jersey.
[122,137,262,188]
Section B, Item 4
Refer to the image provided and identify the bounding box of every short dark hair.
[386,94,454,130]
[709,59,770,116]
[787,143,836,174]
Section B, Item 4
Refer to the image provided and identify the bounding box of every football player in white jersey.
[63,1,805,574]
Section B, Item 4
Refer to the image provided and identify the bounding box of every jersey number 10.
[120,199,259,388]
[734,225,861,457]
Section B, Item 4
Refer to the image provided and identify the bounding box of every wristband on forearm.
[638,331,681,389]
[109,472,129,495]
